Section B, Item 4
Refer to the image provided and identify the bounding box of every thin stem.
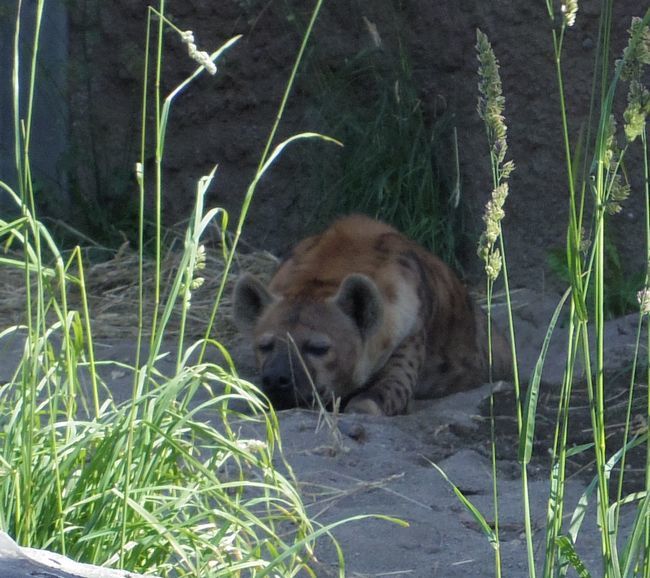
[134,5,152,387]
[121,3,166,565]
[13,0,23,198]
[542,309,579,577]
[74,248,100,418]
[552,28,585,313]
[14,0,46,545]
[22,0,44,179]
[486,279,502,578]
[149,1,166,357]
[593,149,614,571]
[498,234,535,578]
[198,0,325,364]
[642,126,650,575]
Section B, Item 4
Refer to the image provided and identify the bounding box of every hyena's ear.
[232,274,275,332]
[333,274,383,339]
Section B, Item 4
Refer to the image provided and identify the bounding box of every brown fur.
[233,215,511,415]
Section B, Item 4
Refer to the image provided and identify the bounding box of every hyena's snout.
[260,350,312,410]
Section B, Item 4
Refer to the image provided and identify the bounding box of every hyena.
[233,215,511,415]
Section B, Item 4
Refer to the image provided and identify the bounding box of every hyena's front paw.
[344,395,384,416]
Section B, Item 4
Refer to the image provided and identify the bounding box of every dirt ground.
[0,286,646,577]
[226,288,645,577]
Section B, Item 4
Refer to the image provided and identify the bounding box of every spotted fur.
[233,215,511,415]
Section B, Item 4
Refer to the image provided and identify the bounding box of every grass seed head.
[196,244,207,270]
[638,287,650,314]
[235,439,268,453]
[561,0,579,28]
[181,29,217,75]
[606,174,631,215]
[476,29,508,163]
[602,114,621,169]
[620,17,650,83]
[477,181,509,273]
[624,80,650,142]
[476,29,513,282]
[619,18,650,142]
[485,248,503,281]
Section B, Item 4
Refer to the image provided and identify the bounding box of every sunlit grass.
[435,4,650,577]
[0,1,356,576]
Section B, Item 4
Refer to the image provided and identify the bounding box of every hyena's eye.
[303,342,330,357]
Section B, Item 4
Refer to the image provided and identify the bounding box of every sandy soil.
[2,287,643,577]
[224,288,644,577]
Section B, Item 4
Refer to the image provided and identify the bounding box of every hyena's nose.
[261,352,294,394]
[261,353,304,409]
[261,371,298,410]
[262,373,291,392]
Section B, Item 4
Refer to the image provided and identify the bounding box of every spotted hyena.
[233,215,511,415]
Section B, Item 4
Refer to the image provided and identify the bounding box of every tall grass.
[532,6,650,575]
[303,17,461,266]
[0,1,372,576]
[436,4,650,577]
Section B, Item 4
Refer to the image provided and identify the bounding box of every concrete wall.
[0,1,68,216]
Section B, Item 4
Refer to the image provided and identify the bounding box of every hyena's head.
[232,273,383,410]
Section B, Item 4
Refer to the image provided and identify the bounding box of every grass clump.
[303,12,460,266]
[434,4,650,578]
[0,345,314,575]
[0,1,360,576]
[547,239,645,319]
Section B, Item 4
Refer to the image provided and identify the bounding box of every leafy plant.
[435,4,650,578]
[303,25,461,266]
[548,237,645,319]
[0,1,384,576]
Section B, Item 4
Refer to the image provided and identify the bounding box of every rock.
[0,532,157,578]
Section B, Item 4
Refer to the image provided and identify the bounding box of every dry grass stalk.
[0,244,279,341]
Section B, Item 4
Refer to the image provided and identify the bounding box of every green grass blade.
[556,536,592,578]
[430,461,498,548]
[519,288,571,464]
